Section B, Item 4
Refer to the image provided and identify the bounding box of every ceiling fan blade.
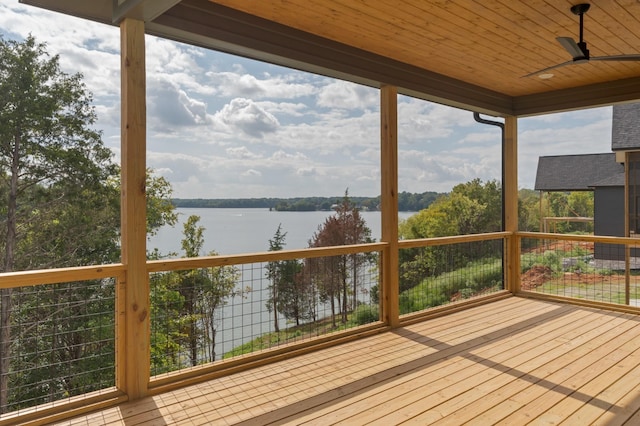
[556,37,585,59]
[522,60,574,78]
[591,54,640,61]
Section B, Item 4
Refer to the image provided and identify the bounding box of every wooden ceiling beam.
[112,0,180,24]
[514,76,640,116]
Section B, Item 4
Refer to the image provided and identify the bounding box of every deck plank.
[452,312,636,425]
[289,306,602,425]
[493,317,640,425]
[50,296,640,425]
[402,311,639,425]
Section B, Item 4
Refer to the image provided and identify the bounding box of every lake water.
[148,208,415,256]
[147,207,416,360]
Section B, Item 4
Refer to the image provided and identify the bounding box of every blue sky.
[0,1,615,199]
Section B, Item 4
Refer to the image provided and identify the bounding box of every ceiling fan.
[524,3,640,77]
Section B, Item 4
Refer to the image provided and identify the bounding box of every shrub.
[353,304,379,325]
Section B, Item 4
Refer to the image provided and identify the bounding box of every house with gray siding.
[535,103,640,262]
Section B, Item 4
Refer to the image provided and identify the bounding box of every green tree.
[0,35,116,413]
[0,34,179,412]
[398,179,502,292]
[266,225,311,330]
[451,179,502,232]
[518,188,541,232]
[567,191,594,233]
[151,215,239,369]
[540,191,593,233]
[4,169,176,412]
[146,171,179,237]
[307,190,373,325]
[266,224,286,332]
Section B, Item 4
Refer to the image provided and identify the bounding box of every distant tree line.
[172,190,440,212]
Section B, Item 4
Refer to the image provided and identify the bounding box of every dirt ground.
[524,240,594,254]
[519,240,628,291]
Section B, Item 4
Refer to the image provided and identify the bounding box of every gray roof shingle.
[612,103,640,151]
[534,153,623,191]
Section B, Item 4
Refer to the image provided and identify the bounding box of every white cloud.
[317,81,378,109]
[147,79,212,130]
[214,98,280,138]
[241,169,262,177]
[270,150,309,162]
[206,71,317,99]
[296,167,317,177]
[226,146,261,159]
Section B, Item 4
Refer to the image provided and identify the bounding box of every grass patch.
[223,307,379,359]
[399,258,503,315]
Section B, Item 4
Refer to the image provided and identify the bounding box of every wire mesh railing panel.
[520,237,640,305]
[398,238,504,315]
[149,250,381,376]
[0,279,116,415]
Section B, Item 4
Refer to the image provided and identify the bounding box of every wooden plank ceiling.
[19,0,640,116]
[204,0,640,98]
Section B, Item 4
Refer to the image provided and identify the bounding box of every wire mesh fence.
[398,237,505,315]
[0,278,116,415]
[520,236,640,305]
[149,249,381,376]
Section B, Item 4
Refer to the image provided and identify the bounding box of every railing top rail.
[398,231,511,249]
[517,231,640,245]
[0,263,126,289]
[146,242,388,273]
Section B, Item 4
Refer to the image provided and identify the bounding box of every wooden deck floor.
[56,296,640,425]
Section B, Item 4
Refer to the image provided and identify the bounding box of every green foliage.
[518,188,541,232]
[399,258,503,315]
[370,284,379,304]
[181,215,205,257]
[0,34,180,413]
[399,179,502,240]
[7,280,116,411]
[397,191,439,211]
[150,217,240,373]
[266,224,312,331]
[398,179,503,293]
[146,171,179,236]
[307,190,375,326]
[540,191,594,233]
[352,304,379,325]
[542,250,561,272]
[275,199,317,211]
[0,35,119,272]
[0,35,119,413]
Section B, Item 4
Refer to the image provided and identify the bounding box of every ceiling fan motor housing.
[576,41,589,61]
[570,4,591,15]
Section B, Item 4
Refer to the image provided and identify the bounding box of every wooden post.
[380,85,399,327]
[504,116,519,293]
[625,152,630,304]
[118,18,149,399]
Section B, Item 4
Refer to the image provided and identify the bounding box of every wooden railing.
[0,264,126,425]
[516,232,640,311]
[5,230,640,423]
[0,243,387,423]
[397,232,512,322]
[146,243,389,392]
